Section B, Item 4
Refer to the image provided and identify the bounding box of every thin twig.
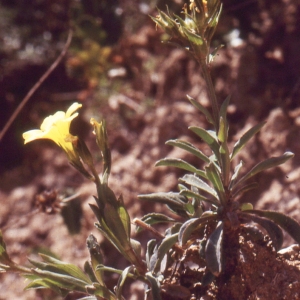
[0,29,73,142]
[133,218,165,240]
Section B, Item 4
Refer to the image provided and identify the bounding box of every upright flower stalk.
[151,0,222,131]
[23,103,146,275]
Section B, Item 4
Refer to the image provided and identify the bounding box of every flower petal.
[23,129,46,144]
[66,102,82,118]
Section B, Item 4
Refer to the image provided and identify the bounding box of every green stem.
[97,265,149,284]
[9,261,32,274]
[199,60,219,132]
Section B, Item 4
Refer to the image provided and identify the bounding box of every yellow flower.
[23,102,82,160]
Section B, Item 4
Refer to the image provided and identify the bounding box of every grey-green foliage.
[139,0,300,281]
[139,91,299,277]
[1,1,300,299]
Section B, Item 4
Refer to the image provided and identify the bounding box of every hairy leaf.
[145,272,162,300]
[117,195,131,239]
[239,212,283,251]
[243,210,300,245]
[166,139,210,163]
[231,121,267,160]
[187,95,215,126]
[38,254,91,284]
[84,262,98,284]
[205,164,226,205]
[25,277,68,296]
[156,158,207,178]
[138,192,187,208]
[152,233,179,274]
[232,182,259,198]
[189,127,220,161]
[205,221,223,276]
[229,160,243,190]
[179,214,218,246]
[218,95,230,143]
[28,268,89,293]
[146,240,157,270]
[115,266,134,300]
[86,283,117,300]
[179,189,213,205]
[219,144,230,187]
[234,152,294,188]
[180,174,219,202]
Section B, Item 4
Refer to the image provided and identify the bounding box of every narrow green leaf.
[208,1,223,27]
[86,234,104,285]
[87,283,117,300]
[239,212,283,251]
[205,221,223,276]
[38,254,91,284]
[187,95,215,126]
[181,12,198,29]
[231,121,267,160]
[218,95,230,142]
[220,95,231,123]
[30,269,88,292]
[229,160,243,190]
[209,45,223,64]
[152,233,179,274]
[102,202,130,246]
[232,182,259,198]
[25,278,67,295]
[145,272,162,300]
[84,262,98,284]
[146,240,157,270]
[234,152,294,188]
[179,189,206,201]
[158,10,177,30]
[94,223,129,262]
[189,127,220,160]
[180,174,219,201]
[136,213,176,233]
[243,210,300,245]
[156,158,207,178]
[115,265,134,300]
[218,117,226,143]
[184,202,195,215]
[179,188,218,206]
[182,27,204,45]
[117,195,131,238]
[205,164,226,205]
[27,258,48,270]
[166,139,210,163]
[218,139,230,187]
[138,192,187,208]
[179,214,218,246]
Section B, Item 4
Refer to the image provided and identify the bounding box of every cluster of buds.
[152,0,222,63]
